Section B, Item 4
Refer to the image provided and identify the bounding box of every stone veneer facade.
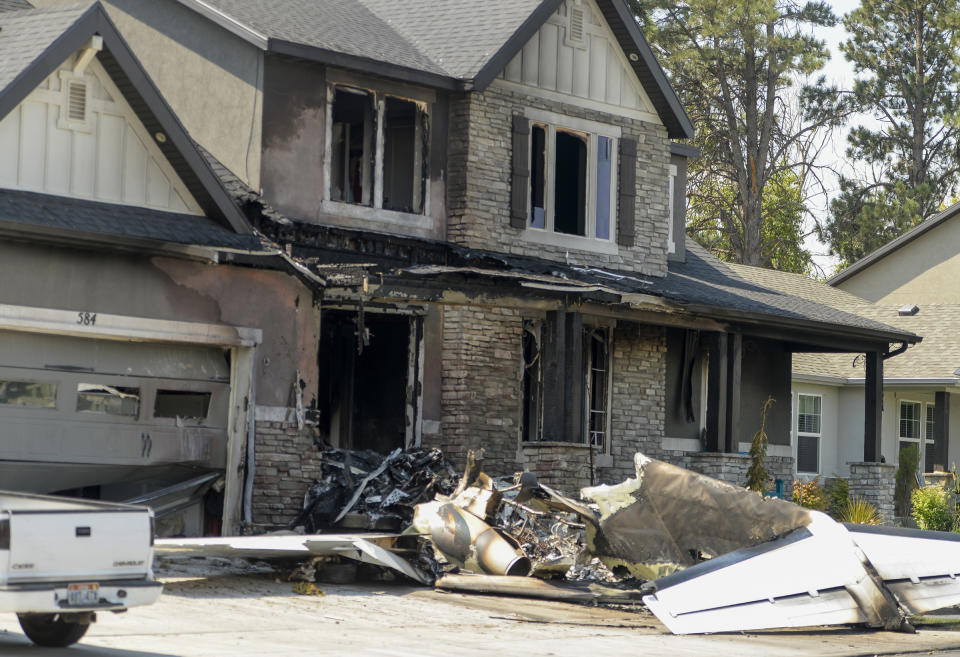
[849,462,896,524]
[446,83,671,278]
[250,419,324,531]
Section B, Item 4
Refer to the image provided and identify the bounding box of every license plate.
[67,583,99,606]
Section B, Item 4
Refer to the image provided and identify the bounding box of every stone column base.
[848,462,896,524]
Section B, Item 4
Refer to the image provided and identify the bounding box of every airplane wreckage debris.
[159,447,960,636]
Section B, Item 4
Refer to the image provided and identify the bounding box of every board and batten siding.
[499,0,659,122]
[0,57,202,215]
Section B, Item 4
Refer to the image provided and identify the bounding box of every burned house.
[1,0,918,532]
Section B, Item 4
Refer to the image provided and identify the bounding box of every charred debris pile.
[289,447,613,585]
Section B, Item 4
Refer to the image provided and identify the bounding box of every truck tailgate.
[6,509,151,583]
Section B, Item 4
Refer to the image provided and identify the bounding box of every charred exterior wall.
[446,84,671,277]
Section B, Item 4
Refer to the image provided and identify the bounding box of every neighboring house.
[781,202,960,485]
[3,0,918,532]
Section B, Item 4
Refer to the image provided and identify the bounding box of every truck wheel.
[17,613,91,647]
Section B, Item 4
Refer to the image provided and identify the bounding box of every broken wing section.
[848,524,960,615]
[581,453,813,579]
[642,514,884,634]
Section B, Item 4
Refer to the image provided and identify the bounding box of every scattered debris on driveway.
[159,446,960,638]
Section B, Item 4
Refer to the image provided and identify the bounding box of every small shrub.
[837,496,881,525]
[793,476,829,511]
[895,444,920,517]
[912,485,953,531]
[825,477,850,519]
[746,397,775,494]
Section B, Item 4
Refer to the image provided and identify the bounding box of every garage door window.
[0,380,57,408]
[154,390,211,420]
[76,384,140,417]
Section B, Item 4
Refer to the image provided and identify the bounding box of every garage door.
[0,330,230,495]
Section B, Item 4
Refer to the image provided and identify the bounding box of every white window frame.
[521,108,620,254]
[896,399,925,473]
[924,402,937,472]
[583,324,613,453]
[667,163,677,254]
[796,392,821,475]
[322,83,430,218]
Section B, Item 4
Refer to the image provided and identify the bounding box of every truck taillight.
[0,517,9,550]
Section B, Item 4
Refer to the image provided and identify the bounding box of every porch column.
[864,351,883,462]
[934,390,950,472]
[705,332,728,452]
[724,332,742,453]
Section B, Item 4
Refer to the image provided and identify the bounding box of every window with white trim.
[328,85,427,214]
[528,119,617,241]
[796,393,820,474]
[898,400,922,470]
[585,327,611,450]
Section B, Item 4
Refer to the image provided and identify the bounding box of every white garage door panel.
[0,330,230,381]
[0,330,231,478]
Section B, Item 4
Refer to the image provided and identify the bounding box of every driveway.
[2,558,960,657]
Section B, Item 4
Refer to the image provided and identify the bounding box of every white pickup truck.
[0,491,163,647]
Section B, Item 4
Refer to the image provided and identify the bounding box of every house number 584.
[77,312,97,326]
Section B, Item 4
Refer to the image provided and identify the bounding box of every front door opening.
[318,311,419,453]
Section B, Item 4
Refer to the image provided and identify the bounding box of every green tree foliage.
[747,397,775,493]
[912,485,954,531]
[822,0,960,268]
[629,0,845,269]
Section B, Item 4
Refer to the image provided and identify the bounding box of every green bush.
[793,476,829,511]
[826,477,850,519]
[912,485,953,531]
[837,496,881,525]
[895,444,920,517]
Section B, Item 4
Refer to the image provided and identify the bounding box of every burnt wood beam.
[563,311,584,445]
[706,332,728,453]
[935,391,950,472]
[541,309,567,443]
[725,332,742,454]
[864,351,883,462]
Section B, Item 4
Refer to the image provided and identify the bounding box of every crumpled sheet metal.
[580,453,812,580]
[154,534,431,584]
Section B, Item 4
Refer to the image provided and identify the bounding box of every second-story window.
[328,85,428,215]
[528,119,617,240]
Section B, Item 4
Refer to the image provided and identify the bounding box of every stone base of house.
[520,442,601,493]
[848,462,896,524]
[250,419,323,530]
[673,452,794,500]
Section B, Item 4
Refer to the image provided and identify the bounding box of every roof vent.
[58,71,92,132]
[565,3,587,49]
[898,304,919,316]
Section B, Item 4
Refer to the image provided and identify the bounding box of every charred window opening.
[530,125,547,228]
[154,390,211,420]
[328,85,429,215]
[554,130,587,235]
[318,311,421,453]
[585,328,609,449]
[77,383,140,417]
[524,116,617,241]
[521,321,543,442]
[383,97,427,214]
[331,87,375,206]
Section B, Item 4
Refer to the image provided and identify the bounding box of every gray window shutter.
[511,114,530,229]
[617,137,637,247]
